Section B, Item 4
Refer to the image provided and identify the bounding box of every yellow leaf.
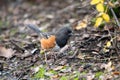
[75,16,88,30]
[94,17,103,27]
[106,41,111,47]
[90,0,101,5]
[102,13,110,22]
[100,0,104,3]
[103,47,109,52]
[96,3,104,12]
[75,21,87,30]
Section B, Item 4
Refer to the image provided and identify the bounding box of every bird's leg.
[40,49,48,64]
[44,52,48,64]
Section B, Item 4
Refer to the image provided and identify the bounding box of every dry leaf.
[103,41,111,52]
[103,47,109,52]
[106,41,111,47]
[105,61,112,68]
[105,61,114,72]
[22,48,37,58]
[87,73,95,80]
[75,16,88,30]
[77,54,85,59]
[0,46,14,58]
[53,66,64,71]
[112,71,120,75]
[32,66,40,73]
[51,75,59,79]
[108,1,115,7]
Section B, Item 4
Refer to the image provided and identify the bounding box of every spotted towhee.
[26,24,72,51]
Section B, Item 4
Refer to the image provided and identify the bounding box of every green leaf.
[33,67,46,79]
[95,71,103,79]
[74,77,79,80]
[60,76,68,80]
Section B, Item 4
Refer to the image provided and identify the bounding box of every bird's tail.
[25,24,48,38]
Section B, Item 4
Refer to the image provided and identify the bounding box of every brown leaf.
[51,74,59,79]
[101,61,114,72]
[75,15,88,30]
[0,46,14,58]
[112,71,120,75]
[86,73,95,80]
[77,53,85,59]
[53,66,64,71]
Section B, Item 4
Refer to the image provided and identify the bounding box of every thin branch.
[110,7,120,27]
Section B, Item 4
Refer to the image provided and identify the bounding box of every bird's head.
[55,26,73,48]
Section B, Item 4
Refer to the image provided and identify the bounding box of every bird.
[25,24,72,51]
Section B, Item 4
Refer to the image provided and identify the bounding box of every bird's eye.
[68,30,72,33]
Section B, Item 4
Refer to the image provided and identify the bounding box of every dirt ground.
[0,0,120,80]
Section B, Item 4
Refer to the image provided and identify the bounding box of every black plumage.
[55,27,72,48]
[26,24,72,49]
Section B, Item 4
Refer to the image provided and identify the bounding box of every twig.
[68,49,79,58]
[109,5,120,57]
[110,6,120,27]
[83,56,120,61]
[57,3,80,14]
[106,0,120,27]
[10,40,25,52]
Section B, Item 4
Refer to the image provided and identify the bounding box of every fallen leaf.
[101,61,114,72]
[112,71,120,75]
[21,50,31,57]
[53,66,64,71]
[106,41,111,47]
[105,61,112,69]
[0,46,14,58]
[75,15,89,30]
[77,54,85,59]
[32,66,40,73]
[103,47,109,52]
[87,73,95,80]
[51,75,59,79]
[22,48,38,58]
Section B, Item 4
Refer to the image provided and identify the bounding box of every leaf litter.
[0,0,120,80]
